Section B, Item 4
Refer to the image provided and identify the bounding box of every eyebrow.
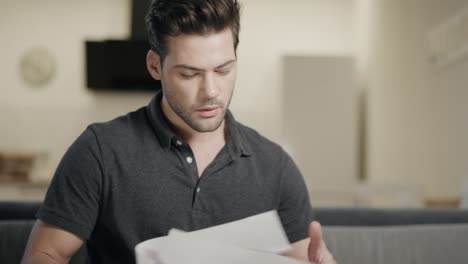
[173,59,236,72]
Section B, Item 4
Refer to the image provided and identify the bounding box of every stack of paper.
[135,210,306,264]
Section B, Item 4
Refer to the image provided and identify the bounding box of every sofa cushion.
[323,224,468,264]
[0,220,34,262]
[0,220,87,264]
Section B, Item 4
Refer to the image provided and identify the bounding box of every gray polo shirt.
[37,92,314,263]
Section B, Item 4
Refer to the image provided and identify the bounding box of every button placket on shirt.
[173,139,201,205]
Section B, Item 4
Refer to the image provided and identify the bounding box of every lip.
[196,106,220,118]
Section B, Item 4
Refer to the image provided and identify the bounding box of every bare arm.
[286,221,337,264]
[21,220,84,264]
[287,237,310,261]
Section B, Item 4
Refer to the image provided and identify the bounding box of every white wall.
[0,0,153,181]
[3,0,467,204]
[0,0,356,182]
[234,0,355,141]
[364,0,468,199]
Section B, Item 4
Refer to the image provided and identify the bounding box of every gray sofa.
[1,201,468,264]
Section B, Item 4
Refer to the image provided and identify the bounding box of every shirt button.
[197,187,201,193]
[176,140,182,146]
[186,156,193,164]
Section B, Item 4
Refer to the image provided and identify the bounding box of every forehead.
[164,28,236,68]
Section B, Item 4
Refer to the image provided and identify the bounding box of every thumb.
[308,221,323,263]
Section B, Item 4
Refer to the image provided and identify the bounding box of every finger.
[308,221,323,262]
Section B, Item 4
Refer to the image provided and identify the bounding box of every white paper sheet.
[135,210,305,264]
[169,210,291,253]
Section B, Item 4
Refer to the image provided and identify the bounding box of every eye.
[216,69,231,75]
[180,72,197,79]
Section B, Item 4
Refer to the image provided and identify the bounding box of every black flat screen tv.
[85,40,161,91]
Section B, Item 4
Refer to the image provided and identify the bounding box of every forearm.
[287,238,310,262]
[21,251,69,264]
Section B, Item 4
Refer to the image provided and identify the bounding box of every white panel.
[282,56,357,206]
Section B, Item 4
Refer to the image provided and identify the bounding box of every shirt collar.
[146,91,252,157]
[146,91,177,149]
[224,111,252,158]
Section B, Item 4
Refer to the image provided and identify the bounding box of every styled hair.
[145,0,241,63]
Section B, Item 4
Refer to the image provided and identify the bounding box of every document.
[135,210,306,264]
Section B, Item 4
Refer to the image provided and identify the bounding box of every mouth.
[196,106,220,118]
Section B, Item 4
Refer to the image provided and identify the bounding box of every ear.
[146,50,162,80]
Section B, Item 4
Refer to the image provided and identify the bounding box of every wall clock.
[19,47,56,87]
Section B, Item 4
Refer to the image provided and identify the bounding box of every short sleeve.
[36,127,103,240]
[278,151,314,243]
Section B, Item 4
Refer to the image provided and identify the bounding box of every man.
[22,0,336,263]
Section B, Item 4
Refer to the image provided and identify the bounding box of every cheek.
[165,78,199,105]
[217,70,236,87]
[222,74,236,94]
[227,68,237,86]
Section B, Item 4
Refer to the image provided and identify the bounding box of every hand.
[308,221,336,264]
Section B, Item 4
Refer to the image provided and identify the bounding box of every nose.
[201,73,220,99]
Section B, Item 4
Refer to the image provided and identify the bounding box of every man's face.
[151,28,237,133]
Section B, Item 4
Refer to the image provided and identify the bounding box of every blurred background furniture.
[460,176,468,209]
[354,183,424,208]
[2,201,468,264]
[0,152,36,182]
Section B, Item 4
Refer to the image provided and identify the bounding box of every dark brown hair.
[145,0,241,64]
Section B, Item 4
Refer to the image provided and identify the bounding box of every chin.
[191,118,225,133]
